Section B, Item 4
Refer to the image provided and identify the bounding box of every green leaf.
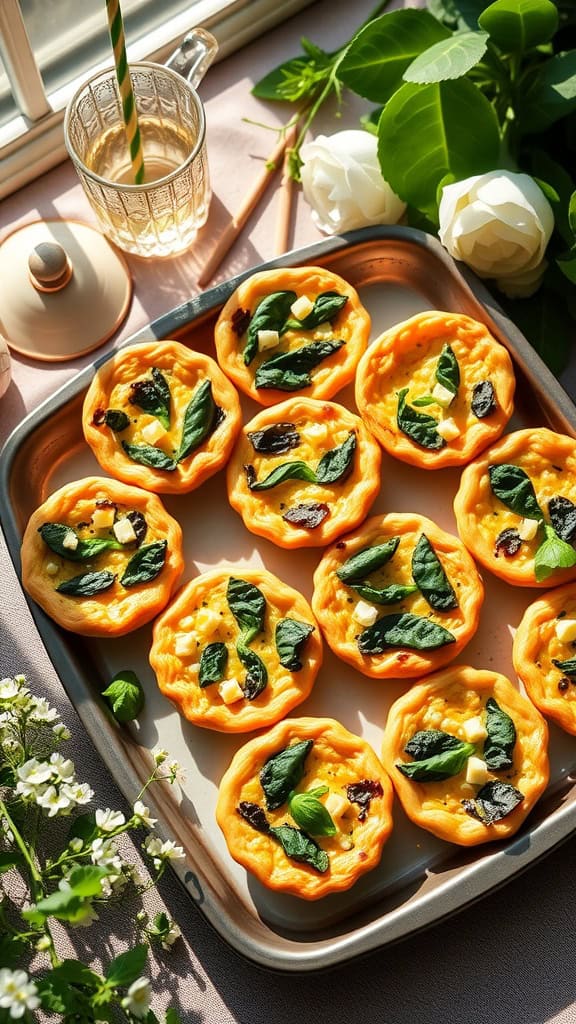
[552,656,576,677]
[37,976,93,1016]
[129,367,171,429]
[67,813,98,844]
[569,191,576,236]
[378,78,500,219]
[66,864,109,897]
[26,889,84,921]
[435,344,460,395]
[483,697,516,770]
[0,851,23,872]
[260,738,313,810]
[397,387,445,450]
[56,570,116,597]
[101,669,145,722]
[411,533,458,611]
[247,460,317,491]
[338,9,451,103]
[529,152,575,247]
[103,408,130,432]
[488,463,543,519]
[427,0,489,31]
[284,291,348,331]
[227,577,266,634]
[176,379,220,462]
[105,944,148,987]
[275,618,314,670]
[315,431,357,485]
[247,422,301,454]
[478,0,558,52]
[121,441,177,471]
[165,1009,182,1024]
[120,539,167,587]
[405,728,466,760]
[269,823,329,872]
[51,960,102,988]
[252,55,314,100]
[403,30,488,83]
[398,730,475,781]
[534,523,576,581]
[39,523,123,561]
[0,934,26,968]
[498,283,572,376]
[521,51,576,133]
[352,581,419,604]
[557,253,576,285]
[244,291,296,365]
[462,779,524,823]
[288,789,336,836]
[254,340,345,391]
[237,638,268,700]
[357,612,456,654]
[199,642,228,687]
[336,538,400,583]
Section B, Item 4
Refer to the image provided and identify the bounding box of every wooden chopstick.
[273,123,298,256]
[197,128,293,288]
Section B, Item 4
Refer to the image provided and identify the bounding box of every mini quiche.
[454,427,576,587]
[215,716,394,899]
[381,665,549,846]
[82,341,242,494]
[354,310,515,469]
[20,476,184,637]
[513,582,576,735]
[311,512,484,679]
[213,265,371,406]
[226,397,381,549]
[149,568,323,732]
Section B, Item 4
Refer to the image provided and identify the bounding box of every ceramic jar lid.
[0,219,132,362]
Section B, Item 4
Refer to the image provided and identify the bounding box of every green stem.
[0,799,42,894]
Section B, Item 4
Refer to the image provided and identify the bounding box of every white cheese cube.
[462,716,488,743]
[324,791,354,823]
[61,529,78,551]
[301,421,328,443]
[465,756,490,786]
[290,295,314,320]
[140,419,167,445]
[218,677,244,705]
[436,417,461,441]
[555,618,576,643]
[334,834,354,850]
[113,518,137,544]
[352,600,378,628]
[91,506,115,530]
[196,607,222,637]
[313,322,333,339]
[257,329,280,352]
[431,382,455,408]
[174,634,198,658]
[518,517,540,541]
[45,561,59,576]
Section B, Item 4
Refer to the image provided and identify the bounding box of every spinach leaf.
[288,787,336,836]
[488,463,543,519]
[462,780,524,824]
[404,729,466,760]
[56,571,116,596]
[237,801,272,835]
[269,824,329,873]
[435,344,460,396]
[483,697,516,771]
[176,379,220,462]
[247,461,317,491]
[237,640,268,700]
[534,523,576,581]
[121,442,177,471]
[260,738,313,810]
[120,540,167,587]
[39,523,123,561]
[247,422,301,454]
[471,379,497,419]
[199,642,228,687]
[397,388,445,450]
[103,409,130,432]
[101,669,144,722]
[244,291,297,365]
[129,367,171,429]
[282,502,330,528]
[275,618,314,671]
[552,657,576,677]
[548,496,576,543]
[357,612,456,654]
[315,431,356,485]
[226,577,266,635]
[397,739,475,782]
[336,538,400,583]
[352,582,418,604]
[254,340,344,391]
[283,291,348,331]
[411,533,458,611]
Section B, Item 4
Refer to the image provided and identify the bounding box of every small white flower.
[17,758,52,786]
[15,780,44,800]
[90,837,123,872]
[0,968,40,1018]
[61,781,94,805]
[35,785,73,817]
[96,808,126,832]
[153,747,169,766]
[159,840,185,862]
[68,837,84,853]
[0,678,19,700]
[121,977,152,1020]
[161,920,181,950]
[29,697,58,722]
[2,738,21,755]
[130,866,147,887]
[144,835,162,858]
[52,722,71,741]
[49,752,75,781]
[133,801,157,828]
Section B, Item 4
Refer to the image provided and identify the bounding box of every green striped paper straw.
[106,0,145,184]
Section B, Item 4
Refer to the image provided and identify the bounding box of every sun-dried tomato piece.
[237,801,271,834]
[494,527,522,558]
[282,502,330,529]
[346,779,383,821]
[231,307,251,337]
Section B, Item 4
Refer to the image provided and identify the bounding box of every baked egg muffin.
[513,582,576,735]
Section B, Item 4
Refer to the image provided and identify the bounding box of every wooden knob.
[29,242,73,292]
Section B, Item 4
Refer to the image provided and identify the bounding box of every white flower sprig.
[0,672,184,1023]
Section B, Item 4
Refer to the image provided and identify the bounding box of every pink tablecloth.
[1,1,576,1020]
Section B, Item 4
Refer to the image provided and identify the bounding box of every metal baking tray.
[2,225,576,972]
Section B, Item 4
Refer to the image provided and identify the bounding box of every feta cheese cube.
[352,600,378,627]
[113,518,137,544]
[92,506,115,530]
[518,517,540,542]
[218,677,244,705]
[555,617,576,643]
[140,419,167,445]
[61,529,78,551]
[436,417,461,441]
[290,295,314,320]
[465,756,490,786]
[324,791,354,823]
[462,716,488,743]
[196,606,221,636]
[257,329,280,352]
[431,382,455,408]
[301,421,328,443]
[45,561,59,576]
[313,322,333,339]
[174,633,198,658]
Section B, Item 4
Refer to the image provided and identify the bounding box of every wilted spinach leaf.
[411,533,458,611]
[39,523,122,561]
[237,640,268,700]
[397,388,445,450]
[199,642,228,687]
[247,422,301,454]
[352,582,418,604]
[275,618,314,670]
[260,738,313,810]
[488,463,543,519]
[227,577,266,635]
[283,291,348,331]
[357,612,455,654]
[121,442,177,471]
[244,291,296,365]
[483,697,516,770]
[176,379,221,461]
[269,824,329,872]
[247,460,317,491]
[103,409,130,432]
[435,344,460,396]
[255,340,344,391]
[552,656,576,676]
[462,780,524,824]
[120,540,167,587]
[315,431,356,485]
[404,729,466,760]
[336,538,400,584]
[56,571,116,596]
[397,734,475,782]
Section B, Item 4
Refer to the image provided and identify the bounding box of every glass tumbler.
[63,30,217,258]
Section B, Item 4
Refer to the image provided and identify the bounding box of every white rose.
[438,170,554,297]
[299,130,406,235]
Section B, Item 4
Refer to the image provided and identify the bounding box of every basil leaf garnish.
[462,780,523,824]
[552,656,576,677]
[247,461,317,491]
[237,640,268,700]
[104,409,130,432]
[121,442,177,471]
[244,290,297,366]
[315,431,356,485]
[488,464,543,520]
[336,539,400,584]
[436,344,460,396]
[254,340,344,391]
[483,697,516,770]
[534,523,576,581]
[357,613,456,654]
[269,824,329,873]
[282,502,330,528]
[471,380,497,419]
[260,738,313,810]
[101,669,145,722]
[199,642,227,687]
[548,496,576,543]
[129,367,171,429]
[411,534,458,612]
[176,379,220,462]
[275,618,314,671]
[352,582,418,604]
[120,540,167,587]
[397,388,445,450]
[39,523,123,562]
[237,801,272,835]
[56,571,116,596]
[399,730,474,782]
[283,291,348,331]
[247,422,301,454]
[288,787,336,837]
[226,578,266,635]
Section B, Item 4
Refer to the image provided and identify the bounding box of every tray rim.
[2,224,576,973]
